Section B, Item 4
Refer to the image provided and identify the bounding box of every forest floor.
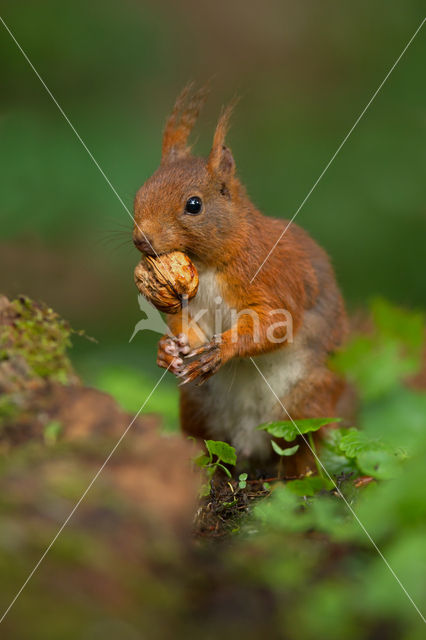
[1,294,425,640]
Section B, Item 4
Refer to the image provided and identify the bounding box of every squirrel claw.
[178,337,221,384]
[178,376,191,387]
[185,334,221,359]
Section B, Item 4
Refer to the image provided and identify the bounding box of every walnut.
[134,251,199,314]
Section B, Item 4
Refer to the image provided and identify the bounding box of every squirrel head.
[133,86,242,266]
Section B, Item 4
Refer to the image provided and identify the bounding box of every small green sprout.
[238,473,248,489]
[270,441,300,457]
[193,439,237,496]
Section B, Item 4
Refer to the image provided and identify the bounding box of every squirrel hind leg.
[179,388,210,442]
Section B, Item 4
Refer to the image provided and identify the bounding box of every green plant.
[237,300,426,637]
[193,439,237,496]
[257,417,340,478]
[238,473,248,489]
[270,441,300,457]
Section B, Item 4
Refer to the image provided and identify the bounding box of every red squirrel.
[133,86,348,474]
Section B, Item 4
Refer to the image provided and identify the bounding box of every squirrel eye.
[185,196,202,215]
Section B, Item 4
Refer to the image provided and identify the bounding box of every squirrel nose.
[133,230,156,256]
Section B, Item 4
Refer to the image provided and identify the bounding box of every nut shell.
[134,251,199,314]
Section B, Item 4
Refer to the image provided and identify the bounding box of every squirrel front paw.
[157,333,190,374]
[178,336,222,386]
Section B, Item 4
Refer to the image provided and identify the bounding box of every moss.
[0,394,20,424]
[0,295,75,385]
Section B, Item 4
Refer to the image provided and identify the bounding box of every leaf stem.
[278,455,284,480]
[308,433,324,478]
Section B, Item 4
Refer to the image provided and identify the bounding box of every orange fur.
[161,84,209,163]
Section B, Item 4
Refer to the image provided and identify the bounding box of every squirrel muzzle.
[133,229,156,256]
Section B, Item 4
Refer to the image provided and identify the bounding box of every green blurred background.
[1,0,425,427]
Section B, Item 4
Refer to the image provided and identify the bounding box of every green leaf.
[222,499,238,508]
[339,429,386,458]
[205,440,237,465]
[271,441,300,456]
[238,473,248,489]
[200,483,211,497]
[192,454,210,468]
[258,418,340,442]
[286,476,335,497]
[320,428,359,475]
[338,428,405,479]
[356,449,402,480]
[205,466,216,480]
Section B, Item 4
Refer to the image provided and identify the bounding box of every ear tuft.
[161,83,209,163]
[208,98,238,177]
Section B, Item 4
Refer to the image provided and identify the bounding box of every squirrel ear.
[161,83,208,163]
[207,100,237,177]
[211,145,235,178]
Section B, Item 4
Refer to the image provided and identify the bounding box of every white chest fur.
[186,267,308,461]
[187,267,233,340]
[194,347,306,460]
